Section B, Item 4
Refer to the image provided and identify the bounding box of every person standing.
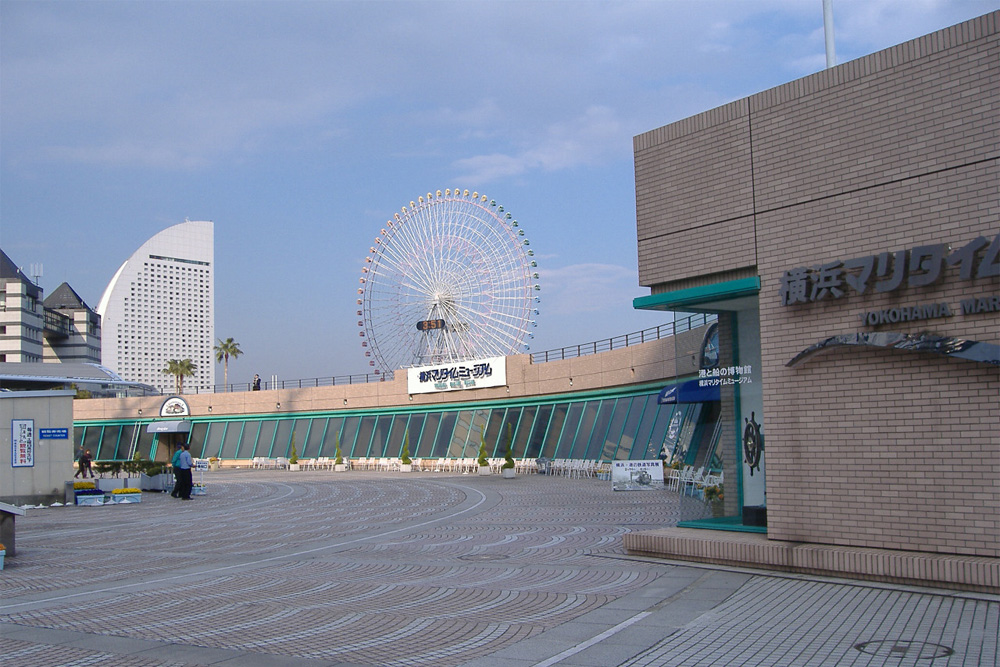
[75,449,93,478]
[252,374,261,391]
[170,444,183,497]
[173,443,194,499]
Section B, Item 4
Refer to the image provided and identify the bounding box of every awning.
[657,379,720,404]
[146,420,191,433]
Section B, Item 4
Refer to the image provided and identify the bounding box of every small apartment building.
[1,250,102,366]
[0,250,45,363]
[629,13,999,589]
[42,283,102,364]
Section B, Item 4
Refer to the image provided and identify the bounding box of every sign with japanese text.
[698,364,754,388]
[779,233,998,307]
[39,428,69,439]
[407,356,507,394]
[12,419,34,467]
[611,460,664,491]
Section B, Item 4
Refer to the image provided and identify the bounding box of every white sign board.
[611,460,664,491]
[12,419,34,467]
[407,356,507,395]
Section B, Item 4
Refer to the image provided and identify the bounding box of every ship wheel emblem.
[743,412,763,476]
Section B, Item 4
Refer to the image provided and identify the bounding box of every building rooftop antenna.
[823,0,836,68]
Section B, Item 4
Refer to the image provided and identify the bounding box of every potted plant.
[208,457,221,471]
[501,424,516,479]
[192,482,207,496]
[477,429,492,475]
[400,432,413,473]
[288,434,300,471]
[334,436,346,472]
[703,483,725,517]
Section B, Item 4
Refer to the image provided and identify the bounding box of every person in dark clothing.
[252,374,261,391]
[173,443,194,499]
[75,449,93,478]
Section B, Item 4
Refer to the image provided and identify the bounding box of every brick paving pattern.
[1,470,996,666]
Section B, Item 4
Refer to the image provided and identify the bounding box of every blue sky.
[2,0,995,384]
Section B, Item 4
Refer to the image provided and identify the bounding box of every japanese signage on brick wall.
[779,233,999,323]
[407,356,507,394]
[12,419,34,467]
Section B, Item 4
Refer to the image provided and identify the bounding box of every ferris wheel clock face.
[357,189,540,375]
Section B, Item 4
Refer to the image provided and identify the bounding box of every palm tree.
[214,337,244,390]
[162,359,198,394]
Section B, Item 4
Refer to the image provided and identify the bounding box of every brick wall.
[634,12,999,558]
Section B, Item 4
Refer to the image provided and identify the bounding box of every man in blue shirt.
[175,442,194,500]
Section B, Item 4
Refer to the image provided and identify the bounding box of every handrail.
[529,313,714,363]
[85,313,716,396]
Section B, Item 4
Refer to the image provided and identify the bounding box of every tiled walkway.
[1,470,996,666]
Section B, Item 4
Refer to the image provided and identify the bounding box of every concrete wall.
[0,390,75,505]
[75,335,680,422]
[634,13,999,558]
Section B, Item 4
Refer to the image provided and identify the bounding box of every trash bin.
[536,457,552,475]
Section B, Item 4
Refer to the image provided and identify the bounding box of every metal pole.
[823,0,836,68]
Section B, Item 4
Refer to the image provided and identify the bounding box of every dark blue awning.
[657,379,720,404]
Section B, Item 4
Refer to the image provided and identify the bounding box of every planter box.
[478,466,492,476]
[335,464,346,472]
[110,493,142,504]
[400,464,412,473]
[75,492,105,506]
[0,549,5,570]
[502,468,516,479]
[289,464,300,471]
[96,478,124,492]
[191,486,207,496]
[209,461,221,471]
[140,473,173,492]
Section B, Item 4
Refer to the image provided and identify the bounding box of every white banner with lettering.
[407,356,507,394]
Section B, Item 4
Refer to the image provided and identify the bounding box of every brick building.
[628,12,998,589]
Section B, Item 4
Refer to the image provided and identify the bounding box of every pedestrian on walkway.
[170,445,183,497]
[171,442,194,499]
[176,443,194,500]
[74,449,93,479]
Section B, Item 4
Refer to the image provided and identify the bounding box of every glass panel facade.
[220,422,243,458]
[622,397,650,460]
[513,406,536,458]
[76,384,718,470]
[406,414,426,457]
[82,426,104,459]
[526,404,552,459]
[204,422,226,459]
[541,404,568,459]
[275,419,295,458]
[355,416,376,457]
[555,403,584,458]
[418,412,440,456]
[434,412,456,457]
[340,416,361,457]
[258,420,278,457]
[237,421,260,459]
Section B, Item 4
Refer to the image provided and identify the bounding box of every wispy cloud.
[538,263,640,316]
[452,106,626,183]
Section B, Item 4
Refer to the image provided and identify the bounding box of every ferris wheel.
[357,189,540,374]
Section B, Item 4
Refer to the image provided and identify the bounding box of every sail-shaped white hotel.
[97,220,214,394]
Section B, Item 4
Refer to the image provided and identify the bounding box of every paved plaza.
[1,470,997,666]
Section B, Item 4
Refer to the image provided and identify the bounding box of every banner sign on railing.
[407,356,507,394]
